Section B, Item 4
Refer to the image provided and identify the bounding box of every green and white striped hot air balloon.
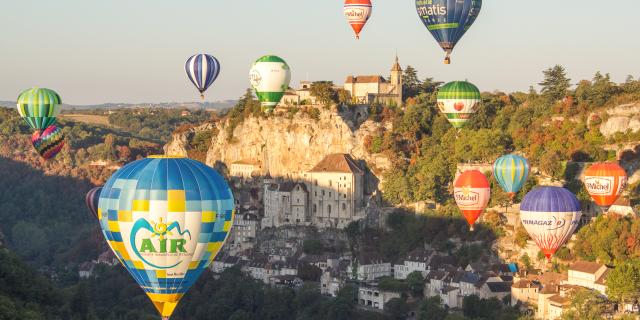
[249,55,291,113]
[436,81,481,129]
[16,87,62,130]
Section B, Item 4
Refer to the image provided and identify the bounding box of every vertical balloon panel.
[98,156,234,319]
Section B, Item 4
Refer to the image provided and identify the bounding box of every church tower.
[390,55,403,104]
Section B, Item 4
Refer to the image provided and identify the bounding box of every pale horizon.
[1,0,639,105]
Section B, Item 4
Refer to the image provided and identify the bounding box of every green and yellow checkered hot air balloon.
[249,55,291,113]
[16,87,62,130]
[436,81,481,129]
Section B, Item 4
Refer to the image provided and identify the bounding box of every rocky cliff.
[597,102,640,137]
[165,107,392,179]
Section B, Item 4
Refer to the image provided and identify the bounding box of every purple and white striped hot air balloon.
[519,187,582,261]
[185,54,221,100]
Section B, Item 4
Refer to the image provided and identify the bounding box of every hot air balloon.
[344,0,372,39]
[415,0,482,64]
[583,162,627,211]
[519,187,581,261]
[249,55,291,113]
[86,187,102,219]
[17,87,62,130]
[185,54,221,100]
[493,154,530,200]
[31,125,65,160]
[454,170,490,231]
[436,81,481,129]
[98,156,235,320]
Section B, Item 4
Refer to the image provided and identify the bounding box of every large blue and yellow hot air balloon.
[16,87,62,130]
[185,54,221,100]
[493,154,530,200]
[98,156,234,319]
[415,0,482,64]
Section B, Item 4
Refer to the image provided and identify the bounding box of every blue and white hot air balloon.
[493,154,530,200]
[519,187,581,261]
[185,54,221,100]
[98,155,235,319]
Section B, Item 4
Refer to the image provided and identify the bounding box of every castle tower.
[390,55,403,103]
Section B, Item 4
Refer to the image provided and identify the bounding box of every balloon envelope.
[249,55,291,113]
[583,163,627,209]
[344,0,372,39]
[454,170,490,230]
[436,81,481,128]
[31,125,65,160]
[415,0,482,64]
[185,54,221,99]
[519,187,581,260]
[86,187,102,219]
[98,156,235,319]
[493,154,530,200]
[17,87,62,130]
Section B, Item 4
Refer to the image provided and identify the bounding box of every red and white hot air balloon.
[454,170,490,231]
[583,162,627,211]
[344,0,372,39]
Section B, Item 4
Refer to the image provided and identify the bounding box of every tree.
[406,271,425,297]
[385,298,409,320]
[310,81,337,107]
[520,254,533,272]
[419,296,448,320]
[403,66,422,100]
[606,259,640,305]
[539,65,571,104]
[298,263,322,282]
[561,289,606,320]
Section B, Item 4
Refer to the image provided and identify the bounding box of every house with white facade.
[358,284,402,310]
[230,159,262,179]
[562,261,610,295]
[351,254,392,281]
[393,249,432,280]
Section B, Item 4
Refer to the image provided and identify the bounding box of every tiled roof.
[345,75,387,84]
[569,261,605,274]
[486,282,512,293]
[309,154,364,174]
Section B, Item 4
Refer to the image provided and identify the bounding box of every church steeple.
[391,55,402,72]
[390,55,403,103]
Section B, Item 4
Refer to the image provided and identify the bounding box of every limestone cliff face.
[597,102,640,137]
[166,108,392,179]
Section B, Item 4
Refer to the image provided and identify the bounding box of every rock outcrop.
[597,102,640,137]
[166,107,392,179]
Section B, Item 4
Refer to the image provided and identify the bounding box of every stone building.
[302,153,365,229]
[262,182,309,228]
[344,56,403,106]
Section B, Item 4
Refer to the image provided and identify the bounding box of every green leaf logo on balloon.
[130,217,192,269]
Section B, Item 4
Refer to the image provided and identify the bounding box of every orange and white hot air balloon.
[454,170,490,231]
[583,162,627,211]
[344,0,372,39]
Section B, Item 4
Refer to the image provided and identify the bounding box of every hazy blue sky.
[1,0,639,105]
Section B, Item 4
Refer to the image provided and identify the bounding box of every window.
[342,203,346,210]
[322,190,325,196]
[313,204,317,213]
[327,205,332,214]
[329,180,332,187]
[329,192,332,197]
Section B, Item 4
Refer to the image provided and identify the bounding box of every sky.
[1,0,639,105]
